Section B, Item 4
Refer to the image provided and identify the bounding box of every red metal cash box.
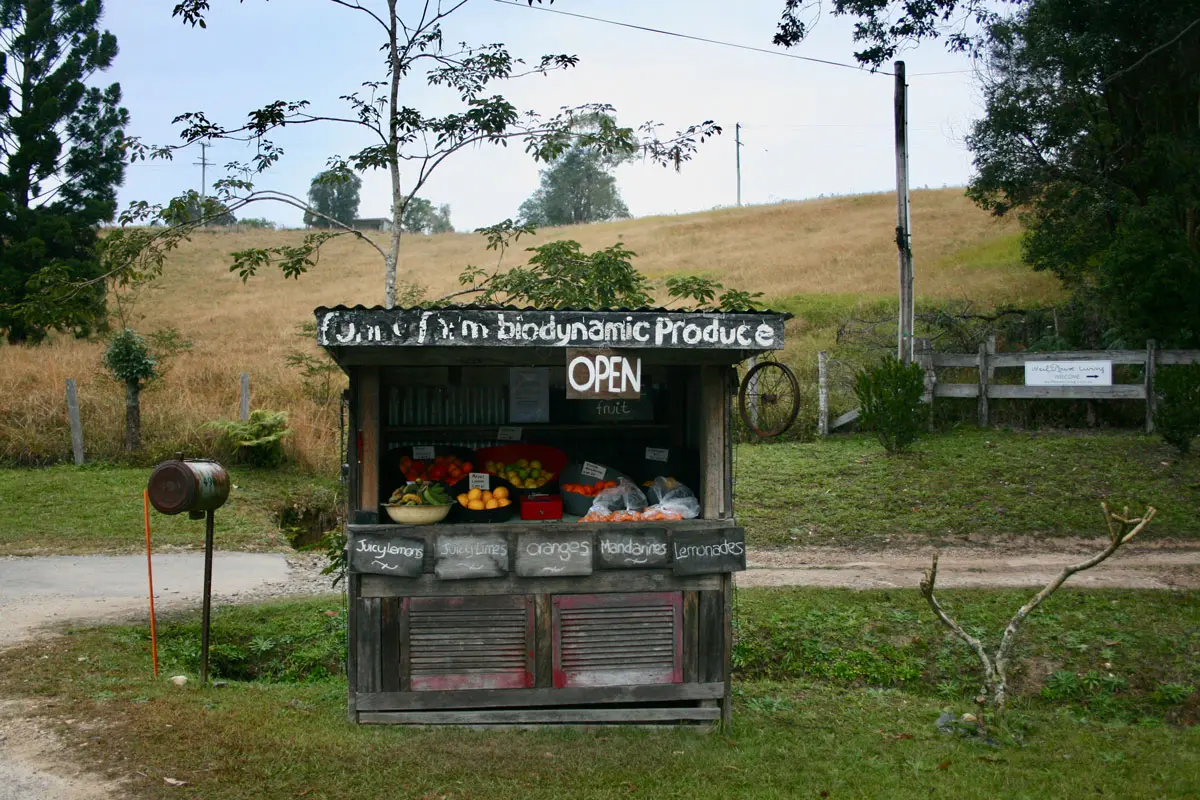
[520,493,563,521]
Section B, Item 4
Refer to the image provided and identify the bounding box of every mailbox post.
[147,455,230,684]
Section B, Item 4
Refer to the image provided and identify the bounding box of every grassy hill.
[1,188,1061,468]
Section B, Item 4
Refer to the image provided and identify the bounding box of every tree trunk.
[124,378,141,453]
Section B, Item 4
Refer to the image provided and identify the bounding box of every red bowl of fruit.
[475,444,567,494]
[382,445,476,502]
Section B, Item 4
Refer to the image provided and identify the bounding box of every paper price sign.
[412,445,435,460]
[497,426,523,441]
[645,447,669,462]
[581,461,607,480]
[468,472,490,490]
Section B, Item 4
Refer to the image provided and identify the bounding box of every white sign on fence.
[1025,361,1113,386]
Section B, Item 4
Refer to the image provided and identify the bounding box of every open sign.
[566,349,643,399]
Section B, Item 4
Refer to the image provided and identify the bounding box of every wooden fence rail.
[818,340,1200,436]
[917,339,1200,433]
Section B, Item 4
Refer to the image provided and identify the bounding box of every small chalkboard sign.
[349,534,425,577]
[434,533,509,580]
[515,533,593,577]
[672,528,747,575]
[596,529,669,569]
[571,397,655,423]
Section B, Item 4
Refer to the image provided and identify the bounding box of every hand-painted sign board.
[316,308,786,350]
[434,533,509,580]
[1025,361,1113,386]
[566,349,642,399]
[349,534,425,577]
[672,528,747,575]
[596,529,670,569]
[515,533,594,577]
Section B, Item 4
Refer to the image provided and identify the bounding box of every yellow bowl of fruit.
[449,475,518,523]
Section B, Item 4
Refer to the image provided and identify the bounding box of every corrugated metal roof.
[314,304,792,319]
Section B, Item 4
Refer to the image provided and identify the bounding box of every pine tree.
[0,0,129,343]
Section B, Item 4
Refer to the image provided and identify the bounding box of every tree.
[118,1,718,310]
[775,0,1200,347]
[0,0,128,343]
[161,189,236,226]
[518,141,632,227]
[964,0,1200,347]
[922,502,1157,717]
[447,221,764,311]
[304,168,360,228]
[773,0,1016,69]
[400,196,453,234]
[102,328,155,453]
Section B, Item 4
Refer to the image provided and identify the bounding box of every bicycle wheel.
[738,361,801,438]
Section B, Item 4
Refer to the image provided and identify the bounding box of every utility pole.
[894,61,914,364]
[735,122,742,207]
[195,142,211,201]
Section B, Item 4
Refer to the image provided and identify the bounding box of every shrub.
[1155,363,1200,455]
[207,409,292,467]
[854,355,929,454]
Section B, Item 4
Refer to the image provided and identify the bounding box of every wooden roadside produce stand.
[317,305,789,726]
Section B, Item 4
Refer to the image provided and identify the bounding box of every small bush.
[1156,363,1200,455]
[207,409,292,467]
[854,355,929,454]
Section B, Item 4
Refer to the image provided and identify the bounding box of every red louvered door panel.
[404,595,535,691]
[552,592,683,689]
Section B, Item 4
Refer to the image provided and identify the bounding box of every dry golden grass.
[1,188,1060,469]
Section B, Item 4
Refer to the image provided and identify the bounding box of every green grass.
[735,429,1200,545]
[934,232,1025,273]
[0,464,338,555]
[1,592,1197,799]
[2,430,1196,554]
[734,587,1200,724]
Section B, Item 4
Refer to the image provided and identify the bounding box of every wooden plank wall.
[353,586,729,722]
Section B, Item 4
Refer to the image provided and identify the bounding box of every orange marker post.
[143,490,159,677]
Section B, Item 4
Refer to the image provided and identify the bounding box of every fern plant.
[207,409,291,467]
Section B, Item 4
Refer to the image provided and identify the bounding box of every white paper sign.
[497,426,523,441]
[645,447,670,462]
[469,472,489,490]
[581,461,607,480]
[1025,361,1112,386]
[509,367,550,423]
[412,445,435,460]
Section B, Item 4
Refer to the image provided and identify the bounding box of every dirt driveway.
[1,539,1198,799]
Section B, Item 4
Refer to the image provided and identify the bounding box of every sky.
[100,0,983,231]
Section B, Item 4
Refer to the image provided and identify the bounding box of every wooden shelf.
[383,424,670,434]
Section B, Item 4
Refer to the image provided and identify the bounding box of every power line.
[491,0,889,76]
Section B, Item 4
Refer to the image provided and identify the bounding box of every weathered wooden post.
[65,379,84,466]
[239,372,250,421]
[915,338,936,430]
[977,341,990,428]
[1145,339,1157,434]
[817,351,829,437]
